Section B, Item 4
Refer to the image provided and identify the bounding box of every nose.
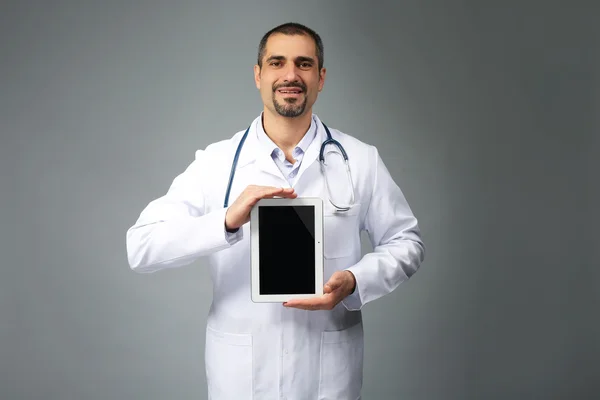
[281,63,300,83]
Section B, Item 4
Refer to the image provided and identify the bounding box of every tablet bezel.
[250,197,324,303]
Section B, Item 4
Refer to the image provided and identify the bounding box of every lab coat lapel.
[255,151,288,184]
[292,114,326,186]
[234,116,288,184]
[233,113,328,187]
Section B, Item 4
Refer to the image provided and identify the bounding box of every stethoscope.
[223,122,355,211]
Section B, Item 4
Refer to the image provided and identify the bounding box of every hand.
[225,185,297,231]
[283,271,356,310]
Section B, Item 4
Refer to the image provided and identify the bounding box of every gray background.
[2,1,597,399]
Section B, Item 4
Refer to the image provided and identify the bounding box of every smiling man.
[256,30,321,120]
[126,22,425,399]
[251,25,326,166]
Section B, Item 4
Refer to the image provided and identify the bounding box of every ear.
[254,64,261,89]
[318,67,327,92]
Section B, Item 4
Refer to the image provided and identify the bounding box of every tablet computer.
[250,197,324,303]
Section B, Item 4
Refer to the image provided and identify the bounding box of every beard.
[273,96,307,117]
[272,82,308,118]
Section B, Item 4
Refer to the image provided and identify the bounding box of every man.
[126,22,425,399]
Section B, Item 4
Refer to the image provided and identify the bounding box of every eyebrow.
[265,55,316,64]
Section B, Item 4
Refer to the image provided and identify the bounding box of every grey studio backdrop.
[2,1,598,399]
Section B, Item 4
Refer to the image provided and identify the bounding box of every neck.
[261,108,312,151]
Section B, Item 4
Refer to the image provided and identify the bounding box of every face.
[254,33,326,118]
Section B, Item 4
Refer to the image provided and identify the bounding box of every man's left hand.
[283,270,356,311]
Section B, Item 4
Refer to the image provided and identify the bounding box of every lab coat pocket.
[205,326,253,399]
[318,323,364,400]
[323,204,361,260]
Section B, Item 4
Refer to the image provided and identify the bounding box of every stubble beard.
[272,94,307,118]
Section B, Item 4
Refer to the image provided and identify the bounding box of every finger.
[243,187,285,206]
[284,302,324,311]
[258,188,296,201]
[263,191,297,199]
[254,187,280,200]
[324,273,344,291]
[257,186,290,198]
[324,279,341,293]
[284,295,333,310]
[280,191,298,198]
[284,297,323,309]
[244,193,296,210]
[283,303,315,311]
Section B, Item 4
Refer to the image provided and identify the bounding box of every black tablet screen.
[258,205,316,295]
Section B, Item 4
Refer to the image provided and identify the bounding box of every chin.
[272,100,306,118]
[279,110,304,118]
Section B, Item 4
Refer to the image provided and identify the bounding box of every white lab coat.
[126,113,425,400]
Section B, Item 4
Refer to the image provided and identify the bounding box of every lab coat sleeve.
[126,149,243,273]
[342,146,425,311]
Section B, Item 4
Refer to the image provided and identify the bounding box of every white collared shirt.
[255,114,317,186]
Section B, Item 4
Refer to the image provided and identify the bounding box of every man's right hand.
[225,185,297,231]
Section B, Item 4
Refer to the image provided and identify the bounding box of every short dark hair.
[257,22,324,70]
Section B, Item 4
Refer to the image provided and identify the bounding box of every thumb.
[324,272,343,293]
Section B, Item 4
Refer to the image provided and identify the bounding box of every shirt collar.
[255,113,317,162]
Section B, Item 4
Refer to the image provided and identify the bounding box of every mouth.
[276,87,304,96]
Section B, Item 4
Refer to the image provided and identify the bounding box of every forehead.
[263,33,317,59]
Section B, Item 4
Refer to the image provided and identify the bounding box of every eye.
[299,62,312,68]
[269,61,281,67]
